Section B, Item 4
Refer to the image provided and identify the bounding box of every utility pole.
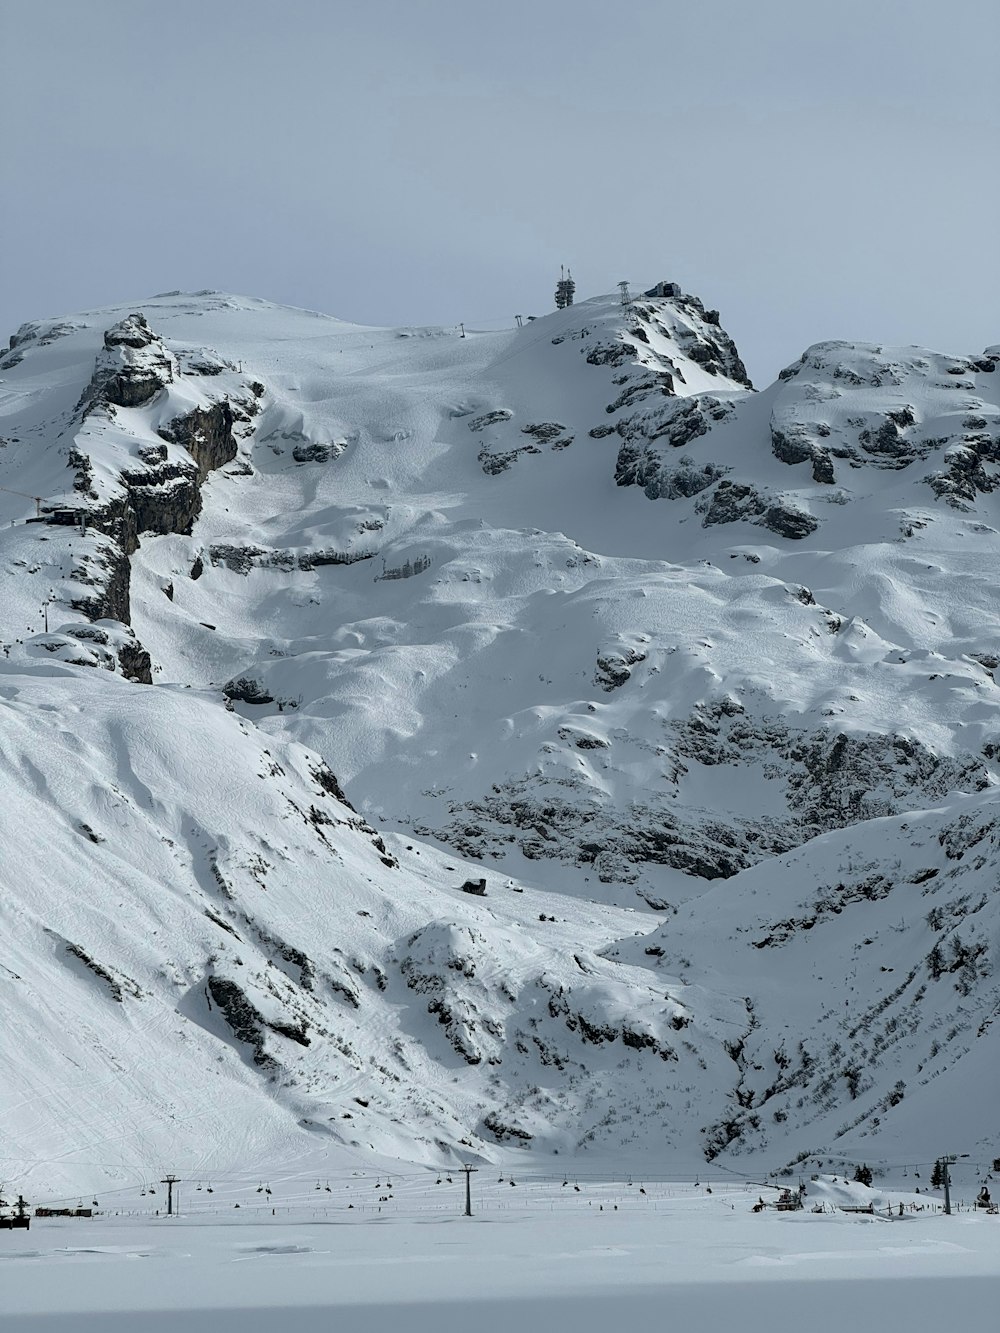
[460,1163,478,1217]
[161,1174,180,1216]
[939,1154,967,1215]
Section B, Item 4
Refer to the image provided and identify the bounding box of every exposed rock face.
[595,648,647,691]
[157,401,237,481]
[70,536,133,624]
[926,432,1000,508]
[770,342,1000,504]
[81,313,174,412]
[615,396,738,498]
[698,480,818,539]
[49,319,243,660]
[208,542,373,574]
[116,636,154,683]
[478,441,541,475]
[467,409,513,431]
[31,620,152,682]
[119,458,202,541]
[398,923,499,1065]
[207,976,278,1069]
[292,441,341,463]
[421,707,987,884]
[64,325,241,631]
[616,338,1000,538]
[637,284,752,387]
[223,675,275,705]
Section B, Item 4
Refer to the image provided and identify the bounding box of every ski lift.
[149,1187,156,1195]
[206,1184,214,1194]
[140,1188,147,1197]
[92,1200,99,1208]
[562,1179,568,1188]
[256,1183,263,1194]
[324,1182,331,1193]
[197,1182,203,1191]
[315,1181,321,1192]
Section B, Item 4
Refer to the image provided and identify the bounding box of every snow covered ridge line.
[0,284,998,1182]
[615,338,1000,536]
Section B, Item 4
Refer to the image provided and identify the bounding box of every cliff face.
[79,311,175,411]
[56,316,247,632]
[158,400,238,480]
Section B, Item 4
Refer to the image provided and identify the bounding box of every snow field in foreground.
[1,1190,997,1332]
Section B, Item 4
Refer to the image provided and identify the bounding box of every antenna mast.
[554,266,576,309]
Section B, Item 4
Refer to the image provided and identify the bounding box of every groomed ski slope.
[2,1177,997,1333]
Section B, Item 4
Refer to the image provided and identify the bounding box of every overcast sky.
[2,0,997,383]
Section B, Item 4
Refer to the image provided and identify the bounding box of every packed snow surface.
[2,1177,997,1332]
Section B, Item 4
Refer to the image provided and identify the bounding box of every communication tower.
[554,266,576,309]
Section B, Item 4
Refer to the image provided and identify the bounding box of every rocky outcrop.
[31,620,152,682]
[79,313,174,413]
[769,343,1000,508]
[615,395,738,499]
[63,331,241,633]
[223,675,275,705]
[157,401,237,478]
[521,422,573,450]
[926,431,1000,508]
[467,409,513,431]
[208,542,375,574]
[70,537,133,624]
[770,427,836,484]
[421,706,987,884]
[595,647,646,691]
[398,923,499,1066]
[698,480,818,539]
[640,283,753,387]
[478,441,541,475]
[207,976,278,1069]
[52,320,245,659]
[292,440,342,463]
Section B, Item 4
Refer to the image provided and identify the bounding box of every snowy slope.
[0,284,997,1190]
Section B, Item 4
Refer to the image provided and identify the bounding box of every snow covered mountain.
[1,283,997,1194]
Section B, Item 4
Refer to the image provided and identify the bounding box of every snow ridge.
[0,283,997,1190]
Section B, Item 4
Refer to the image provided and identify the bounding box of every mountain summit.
[1,284,997,1192]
